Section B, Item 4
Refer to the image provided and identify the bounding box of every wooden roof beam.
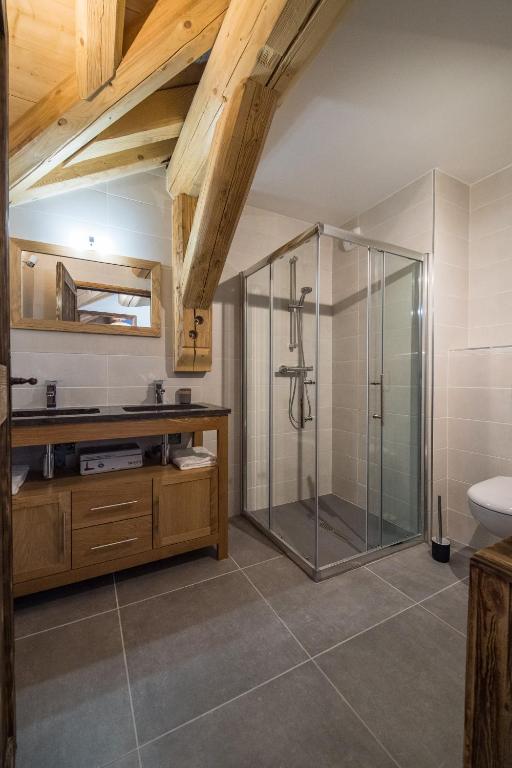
[9,0,228,204]
[65,85,195,166]
[20,140,176,203]
[181,79,277,309]
[173,0,350,312]
[76,0,127,100]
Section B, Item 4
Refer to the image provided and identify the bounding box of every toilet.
[467,476,512,539]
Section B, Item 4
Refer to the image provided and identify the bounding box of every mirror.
[10,239,161,337]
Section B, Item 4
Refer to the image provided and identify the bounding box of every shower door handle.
[370,375,384,423]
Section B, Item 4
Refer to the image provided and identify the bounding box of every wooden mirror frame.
[9,238,161,337]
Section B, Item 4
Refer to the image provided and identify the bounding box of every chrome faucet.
[154,380,165,405]
[46,381,57,409]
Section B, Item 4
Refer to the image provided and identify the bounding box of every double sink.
[12,404,208,419]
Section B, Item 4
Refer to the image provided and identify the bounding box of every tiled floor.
[15,517,471,768]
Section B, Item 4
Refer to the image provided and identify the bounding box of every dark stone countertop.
[11,403,231,427]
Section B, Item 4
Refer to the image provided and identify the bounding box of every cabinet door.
[154,470,218,548]
[12,493,71,583]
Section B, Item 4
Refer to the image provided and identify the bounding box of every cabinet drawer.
[72,479,152,528]
[72,515,152,568]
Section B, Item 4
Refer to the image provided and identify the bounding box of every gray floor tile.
[115,548,238,606]
[246,556,412,655]
[14,575,116,639]
[228,516,281,567]
[121,570,306,744]
[102,751,140,768]
[421,578,469,635]
[368,542,471,601]
[317,606,466,768]
[139,662,397,768]
[16,612,136,768]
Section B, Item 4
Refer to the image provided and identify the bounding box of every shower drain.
[318,517,350,541]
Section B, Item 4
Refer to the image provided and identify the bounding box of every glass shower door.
[368,248,423,549]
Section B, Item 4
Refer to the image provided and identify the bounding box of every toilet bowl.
[467,476,512,539]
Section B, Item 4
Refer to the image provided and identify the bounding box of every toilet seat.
[467,476,512,516]
[467,476,512,539]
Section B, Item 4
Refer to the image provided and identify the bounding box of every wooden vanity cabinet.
[11,412,229,596]
[154,468,218,547]
[12,492,71,582]
[12,463,222,596]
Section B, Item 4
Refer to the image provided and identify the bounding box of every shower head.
[298,286,312,306]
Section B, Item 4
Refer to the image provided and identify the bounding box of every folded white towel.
[171,447,216,470]
[12,465,29,495]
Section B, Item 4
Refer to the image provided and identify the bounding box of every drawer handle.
[89,500,140,512]
[90,537,138,551]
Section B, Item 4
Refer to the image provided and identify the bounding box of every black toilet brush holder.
[432,495,451,563]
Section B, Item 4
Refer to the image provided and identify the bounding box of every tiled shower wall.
[244,233,333,512]
[10,171,310,516]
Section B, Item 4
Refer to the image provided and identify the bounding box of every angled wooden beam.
[9,0,228,202]
[167,0,350,199]
[181,79,277,309]
[172,194,212,372]
[18,140,175,203]
[76,0,126,100]
[66,85,195,166]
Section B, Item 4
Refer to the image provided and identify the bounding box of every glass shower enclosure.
[241,224,428,580]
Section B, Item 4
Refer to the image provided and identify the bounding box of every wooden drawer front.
[154,470,218,548]
[72,479,152,528]
[72,515,152,568]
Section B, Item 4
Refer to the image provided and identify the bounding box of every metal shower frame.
[240,222,431,581]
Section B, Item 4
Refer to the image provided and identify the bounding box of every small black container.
[431,536,451,563]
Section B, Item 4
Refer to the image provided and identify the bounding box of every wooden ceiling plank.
[20,139,176,202]
[76,0,127,100]
[9,0,228,202]
[181,79,277,309]
[65,84,195,165]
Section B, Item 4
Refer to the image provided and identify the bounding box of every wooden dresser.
[464,537,512,768]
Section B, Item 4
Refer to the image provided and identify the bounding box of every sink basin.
[122,404,207,413]
[13,407,101,418]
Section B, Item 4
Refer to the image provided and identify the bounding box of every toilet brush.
[431,495,451,563]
